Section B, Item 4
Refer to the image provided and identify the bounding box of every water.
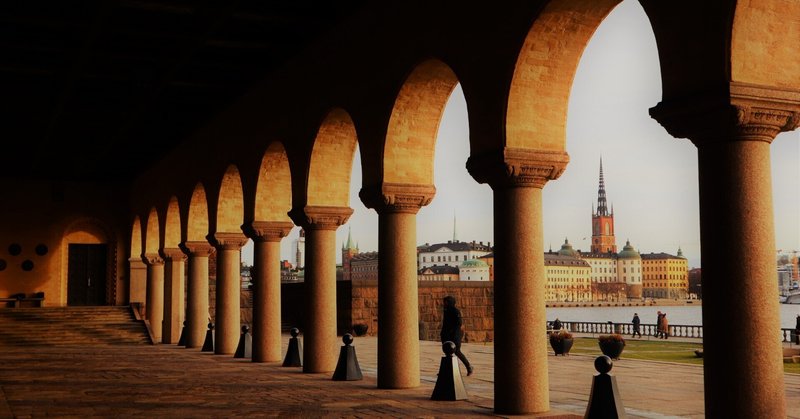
[547,304,800,329]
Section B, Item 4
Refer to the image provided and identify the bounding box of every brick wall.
[205,280,495,342]
[350,280,494,343]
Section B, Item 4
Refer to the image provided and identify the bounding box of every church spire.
[596,157,609,216]
[453,211,457,243]
[344,226,356,250]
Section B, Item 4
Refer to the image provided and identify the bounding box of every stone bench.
[1,293,45,308]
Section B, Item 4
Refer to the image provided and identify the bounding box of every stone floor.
[1,335,798,418]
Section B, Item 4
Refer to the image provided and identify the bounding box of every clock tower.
[591,158,616,253]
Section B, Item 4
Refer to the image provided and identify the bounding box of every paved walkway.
[0,335,798,418]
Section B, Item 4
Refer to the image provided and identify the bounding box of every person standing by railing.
[659,312,670,339]
[631,313,641,338]
[795,314,800,344]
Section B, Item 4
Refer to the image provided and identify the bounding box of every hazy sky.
[243,0,800,269]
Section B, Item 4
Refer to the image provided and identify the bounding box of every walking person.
[440,295,474,376]
[655,311,664,338]
[631,313,641,338]
[660,312,669,339]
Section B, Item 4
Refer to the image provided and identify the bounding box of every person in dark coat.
[660,312,669,339]
[795,314,800,344]
[440,295,473,376]
[631,313,641,338]
[655,311,664,338]
[552,318,562,331]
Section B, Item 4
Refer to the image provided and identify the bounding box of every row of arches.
[125,1,799,417]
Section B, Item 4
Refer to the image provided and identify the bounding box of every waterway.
[547,304,800,329]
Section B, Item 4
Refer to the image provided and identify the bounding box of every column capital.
[242,221,294,242]
[359,183,436,214]
[466,148,569,189]
[207,232,249,250]
[142,253,164,266]
[288,205,353,230]
[650,82,800,145]
[180,241,215,257]
[129,257,147,267]
[160,247,187,262]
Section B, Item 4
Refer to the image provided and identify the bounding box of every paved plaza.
[0,335,798,418]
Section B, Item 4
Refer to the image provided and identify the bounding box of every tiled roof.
[418,241,492,253]
[544,253,591,267]
[419,265,460,275]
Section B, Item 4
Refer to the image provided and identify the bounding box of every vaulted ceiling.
[1,0,365,181]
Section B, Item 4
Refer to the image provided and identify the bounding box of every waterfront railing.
[557,321,798,343]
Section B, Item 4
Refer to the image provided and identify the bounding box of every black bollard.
[234,325,253,358]
[201,322,215,352]
[177,321,187,346]
[282,327,302,367]
[332,334,363,381]
[585,355,626,419]
[430,341,468,401]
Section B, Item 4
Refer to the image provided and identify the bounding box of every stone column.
[208,232,249,355]
[128,258,147,304]
[467,149,569,414]
[360,183,435,389]
[650,84,799,418]
[161,248,186,344]
[180,241,214,348]
[289,206,352,373]
[143,253,165,343]
[243,221,294,362]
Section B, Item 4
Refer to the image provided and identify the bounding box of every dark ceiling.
[0,0,365,182]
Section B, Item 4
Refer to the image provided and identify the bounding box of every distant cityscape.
[266,159,800,304]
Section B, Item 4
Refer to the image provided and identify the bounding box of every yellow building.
[544,253,592,302]
[641,249,689,299]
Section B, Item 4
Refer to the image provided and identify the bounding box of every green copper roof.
[461,259,489,268]
[618,240,640,259]
[558,238,578,257]
[343,227,357,250]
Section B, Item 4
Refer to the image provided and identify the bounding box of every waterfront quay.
[2,334,798,418]
[545,297,699,308]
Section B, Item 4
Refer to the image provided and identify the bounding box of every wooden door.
[67,244,107,306]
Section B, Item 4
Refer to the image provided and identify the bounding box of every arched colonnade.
[127,1,800,416]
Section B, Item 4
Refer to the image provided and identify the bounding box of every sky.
[243,0,800,269]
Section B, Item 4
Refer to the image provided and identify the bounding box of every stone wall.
[205,280,496,342]
[350,279,494,343]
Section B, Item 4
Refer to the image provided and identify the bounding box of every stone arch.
[144,207,160,255]
[61,217,116,306]
[163,197,181,249]
[506,0,622,151]
[255,142,293,222]
[731,0,800,88]
[130,216,142,259]
[187,183,210,242]
[307,108,358,207]
[384,59,460,185]
[217,165,245,233]
[64,218,112,244]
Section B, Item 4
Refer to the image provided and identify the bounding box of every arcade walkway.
[1,335,798,418]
